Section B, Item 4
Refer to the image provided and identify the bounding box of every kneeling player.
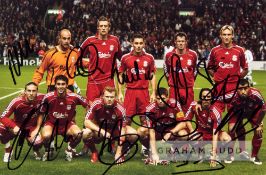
[227,79,265,165]
[138,87,188,164]
[0,82,44,162]
[83,86,138,163]
[40,75,88,161]
[185,88,231,167]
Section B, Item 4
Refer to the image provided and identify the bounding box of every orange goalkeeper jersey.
[32,46,79,86]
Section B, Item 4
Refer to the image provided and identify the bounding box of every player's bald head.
[60,29,71,38]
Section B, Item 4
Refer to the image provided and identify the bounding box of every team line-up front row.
[0,75,265,167]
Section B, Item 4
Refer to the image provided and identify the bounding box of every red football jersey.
[85,98,126,129]
[164,48,198,88]
[119,51,156,89]
[207,44,248,83]
[80,34,122,83]
[146,99,183,127]
[185,102,222,134]
[0,94,44,129]
[231,87,266,113]
[40,91,88,126]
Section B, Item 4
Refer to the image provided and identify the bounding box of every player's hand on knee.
[13,126,20,135]
[162,132,172,142]
[256,123,263,137]
[100,129,111,138]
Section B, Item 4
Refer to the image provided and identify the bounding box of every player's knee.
[82,128,93,140]
[177,129,188,140]
[223,135,231,142]
[70,132,83,146]
[42,131,52,142]
[137,127,148,137]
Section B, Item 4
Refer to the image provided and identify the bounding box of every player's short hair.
[97,16,111,27]
[55,75,69,85]
[156,87,168,97]
[25,82,38,90]
[239,78,250,87]
[103,86,116,95]
[199,88,212,101]
[175,32,188,40]
[220,25,234,36]
[132,33,144,41]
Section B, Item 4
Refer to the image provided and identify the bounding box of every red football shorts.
[86,79,115,102]
[124,88,149,119]
[213,82,238,112]
[0,124,35,144]
[169,87,194,113]
[44,121,76,136]
[228,109,263,125]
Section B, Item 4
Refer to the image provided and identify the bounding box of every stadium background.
[0,0,265,175]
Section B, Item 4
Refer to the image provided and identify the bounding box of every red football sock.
[86,139,97,153]
[236,127,246,152]
[140,136,150,149]
[251,134,262,157]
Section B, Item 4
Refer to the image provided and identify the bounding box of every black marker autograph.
[8,39,33,85]
[66,43,105,79]
[97,119,140,175]
[7,101,49,170]
[7,101,81,169]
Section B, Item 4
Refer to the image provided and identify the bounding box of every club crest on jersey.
[232,55,237,61]
[169,113,174,118]
[110,45,114,51]
[112,114,117,119]
[187,59,192,66]
[67,105,71,110]
[22,114,28,119]
[143,61,148,67]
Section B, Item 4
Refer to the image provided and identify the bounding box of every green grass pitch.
[0,65,265,175]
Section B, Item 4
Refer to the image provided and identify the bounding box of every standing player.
[80,16,122,103]
[207,25,248,112]
[225,78,265,165]
[118,34,156,156]
[207,25,248,161]
[243,45,256,86]
[185,88,231,167]
[39,75,88,161]
[118,33,156,125]
[164,32,198,113]
[0,82,44,162]
[79,16,122,155]
[83,86,138,163]
[32,29,79,92]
